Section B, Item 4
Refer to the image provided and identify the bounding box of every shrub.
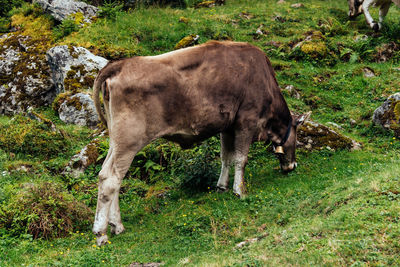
[0,0,24,17]
[53,18,79,40]
[98,1,124,20]
[0,182,93,239]
[0,115,70,159]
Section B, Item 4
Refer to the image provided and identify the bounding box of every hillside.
[0,0,399,266]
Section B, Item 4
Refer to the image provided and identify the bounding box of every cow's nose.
[281,162,296,172]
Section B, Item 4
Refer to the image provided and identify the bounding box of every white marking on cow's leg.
[232,153,248,198]
[362,0,379,30]
[217,132,234,191]
[93,146,137,246]
[109,191,124,235]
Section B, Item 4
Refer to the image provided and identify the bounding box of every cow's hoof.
[110,223,125,235]
[96,234,109,246]
[216,186,228,193]
[372,22,380,32]
[233,191,246,199]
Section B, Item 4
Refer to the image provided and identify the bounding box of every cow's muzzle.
[281,162,297,173]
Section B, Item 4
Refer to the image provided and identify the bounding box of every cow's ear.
[295,111,311,126]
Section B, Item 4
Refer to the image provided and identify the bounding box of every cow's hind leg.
[93,143,139,246]
[216,131,234,192]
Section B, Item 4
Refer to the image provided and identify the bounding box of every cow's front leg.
[231,130,252,198]
[216,132,234,191]
[378,2,391,28]
[362,0,379,31]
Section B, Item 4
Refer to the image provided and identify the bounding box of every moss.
[179,17,190,24]
[84,139,100,166]
[52,91,73,112]
[64,65,91,92]
[301,41,328,58]
[196,1,216,8]
[174,34,199,50]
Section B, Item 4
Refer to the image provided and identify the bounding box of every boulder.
[57,92,99,127]
[33,0,98,24]
[297,120,361,151]
[372,93,400,137]
[0,34,55,114]
[63,138,100,178]
[46,45,108,94]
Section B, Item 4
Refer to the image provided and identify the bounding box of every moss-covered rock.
[33,0,98,24]
[0,29,55,114]
[63,138,101,178]
[174,34,200,50]
[372,93,400,138]
[298,120,361,151]
[46,45,108,94]
[57,92,100,127]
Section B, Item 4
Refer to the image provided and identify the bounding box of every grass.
[1,0,400,266]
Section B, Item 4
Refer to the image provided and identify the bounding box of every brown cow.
[92,41,309,245]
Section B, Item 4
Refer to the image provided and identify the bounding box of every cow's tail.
[93,75,108,128]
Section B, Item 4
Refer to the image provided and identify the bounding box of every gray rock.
[58,93,99,127]
[33,0,98,23]
[63,138,100,178]
[363,67,375,78]
[46,45,108,94]
[0,34,56,115]
[372,93,400,137]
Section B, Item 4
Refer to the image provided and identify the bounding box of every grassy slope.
[1,0,400,266]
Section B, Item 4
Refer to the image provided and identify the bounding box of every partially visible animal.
[91,41,309,246]
[348,0,400,31]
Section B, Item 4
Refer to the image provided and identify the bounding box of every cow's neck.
[268,93,292,144]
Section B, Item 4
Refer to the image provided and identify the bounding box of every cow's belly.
[163,132,215,149]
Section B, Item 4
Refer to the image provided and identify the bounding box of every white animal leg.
[232,152,248,198]
[362,0,380,31]
[92,145,137,246]
[231,131,252,198]
[109,191,124,235]
[216,132,234,191]
[378,2,391,28]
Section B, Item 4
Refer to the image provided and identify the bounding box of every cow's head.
[273,112,311,172]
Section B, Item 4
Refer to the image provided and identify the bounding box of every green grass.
[1,0,400,265]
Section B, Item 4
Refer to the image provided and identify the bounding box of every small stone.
[291,3,304,8]
[363,67,375,78]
